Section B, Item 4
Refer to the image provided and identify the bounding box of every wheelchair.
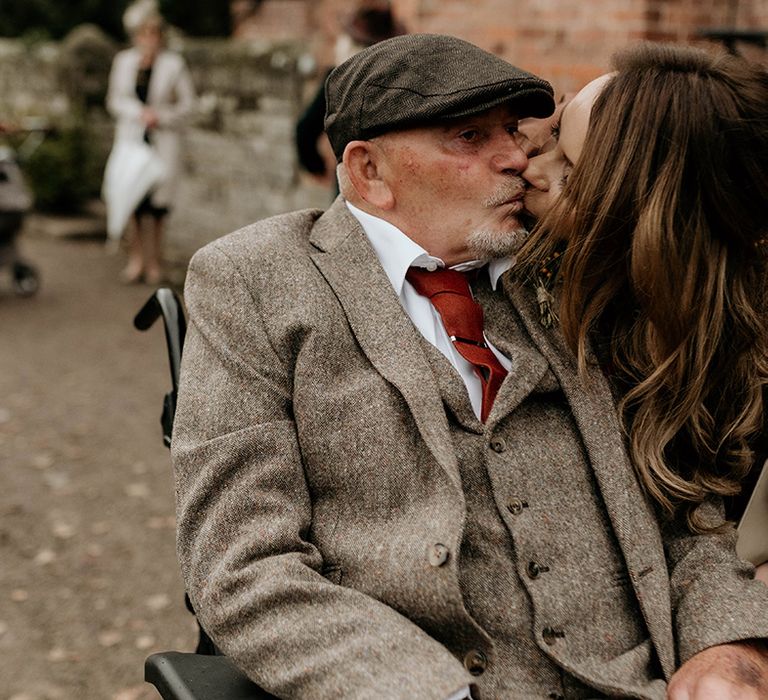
[134,288,277,700]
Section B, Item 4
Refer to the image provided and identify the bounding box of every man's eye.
[550,122,561,140]
[458,129,479,142]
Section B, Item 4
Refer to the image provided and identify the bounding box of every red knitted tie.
[406,267,507,422]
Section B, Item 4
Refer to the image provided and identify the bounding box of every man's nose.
[492,135,529,174]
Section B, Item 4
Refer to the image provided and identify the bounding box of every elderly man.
[172,34,768,699]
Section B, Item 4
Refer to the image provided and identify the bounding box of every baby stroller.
[0,142,39,296]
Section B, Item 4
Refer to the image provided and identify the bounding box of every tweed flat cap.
[324,33,555,159]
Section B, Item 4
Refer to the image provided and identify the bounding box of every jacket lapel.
[503,275,676,680]
[417,335,483,433]
[474,277,551,429]
[309,200,462,493]
[125,48,165,109]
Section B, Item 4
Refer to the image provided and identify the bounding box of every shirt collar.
[345,201,513,293]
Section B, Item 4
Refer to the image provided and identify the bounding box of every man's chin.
[466,223,530,260]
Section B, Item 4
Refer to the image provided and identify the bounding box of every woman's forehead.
[559,73,613,162]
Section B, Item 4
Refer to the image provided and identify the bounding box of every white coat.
[105,47,195,209]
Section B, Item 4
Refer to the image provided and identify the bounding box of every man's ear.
[342,140,395,210]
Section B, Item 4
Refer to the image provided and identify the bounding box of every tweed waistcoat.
[419,335,570,698]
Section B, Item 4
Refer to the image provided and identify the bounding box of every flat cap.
[324,33,555,159]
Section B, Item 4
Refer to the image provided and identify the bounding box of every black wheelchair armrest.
[145,652,278,700]
[134,288,187,448]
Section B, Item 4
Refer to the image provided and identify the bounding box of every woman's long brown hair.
[516,43,768,531]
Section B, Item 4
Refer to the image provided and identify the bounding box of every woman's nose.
[521,154,550,191]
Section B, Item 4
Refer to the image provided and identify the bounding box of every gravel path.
[0,228,196,700]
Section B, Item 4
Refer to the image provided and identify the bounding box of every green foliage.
[22,126,102,213]
[0,0,126,40]
[0,0,231,40]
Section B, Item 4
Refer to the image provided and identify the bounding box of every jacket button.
[526,561,549,579]
[542,627,565,645]
[507,498,527,515]
[463,649,487,676]
[489,437,507,453]
[428,543,449,567]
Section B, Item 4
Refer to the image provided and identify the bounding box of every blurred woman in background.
[105,0,195,284]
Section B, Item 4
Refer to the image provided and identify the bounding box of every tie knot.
[406,267,472,299]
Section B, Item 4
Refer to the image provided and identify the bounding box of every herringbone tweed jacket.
[172,198,768,699]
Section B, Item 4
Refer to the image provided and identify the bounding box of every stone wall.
[165,38,328,268]
[0,40,70,124]
[0,31,328,270]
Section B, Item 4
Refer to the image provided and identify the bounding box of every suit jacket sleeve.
[663,497,768,665]
[172,241,472,699]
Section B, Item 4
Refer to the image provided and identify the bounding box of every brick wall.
[235,0,768,95]
[233,0,313,41]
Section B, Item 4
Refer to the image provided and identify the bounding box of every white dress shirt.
[346,201,513,421]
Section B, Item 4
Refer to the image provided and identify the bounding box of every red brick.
[233,0,768,95]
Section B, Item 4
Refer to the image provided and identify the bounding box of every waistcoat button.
[428,543,450,567]
[507,498,527,515]
[489,437,507,453]
[527,561,549,579]
[463,649,487,675]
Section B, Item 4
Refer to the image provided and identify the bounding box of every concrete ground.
[0,223,197,700]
